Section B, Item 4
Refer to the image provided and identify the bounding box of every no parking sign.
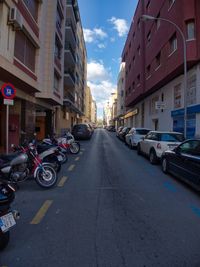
[1,83,16,99]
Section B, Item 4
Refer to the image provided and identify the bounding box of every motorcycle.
[0,179,19,250]
[43,132,80,155]
[0,143,58,189]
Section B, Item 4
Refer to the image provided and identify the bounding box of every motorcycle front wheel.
[35,164,58,188]
[69,142,80,154]
[0,230,10,250]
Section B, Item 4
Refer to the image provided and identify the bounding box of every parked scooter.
[0,143,58,189]
[0,179,19,250]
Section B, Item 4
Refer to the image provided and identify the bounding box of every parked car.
[137,131,185,164]
[161,139,200,191]
[125,128,151,149]
[107,125,116,132]
[116,126,124,137]
[87,124,94,134]
[119,127,131,141]
[72,124,92,140]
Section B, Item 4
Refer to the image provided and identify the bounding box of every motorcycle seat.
[0,152,19,163]
[37,144,57,154]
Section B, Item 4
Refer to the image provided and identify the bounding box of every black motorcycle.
[0,179,19,250]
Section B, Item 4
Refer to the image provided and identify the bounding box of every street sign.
[1,83,16,99]
[3,99,14,105]
[155,101,166,110]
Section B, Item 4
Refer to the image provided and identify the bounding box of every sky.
[78,0,138,119]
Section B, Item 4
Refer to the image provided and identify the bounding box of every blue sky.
[78,0,138,118]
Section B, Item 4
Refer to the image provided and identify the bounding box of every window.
[132,56,135,65]
[187,74,196,105]
[23,0,39,21]
[129,42,131,50]
[179,140,200,155]
[156,13,161,29]
[137,46,141,55]
[150,95,159,114]
[121,90,124,97]
[146,65,151,78]
[54,72,60,91]
[121,105,124,110]
[137,74,140,85]
[55,36,62,59]
[132,32,135,41]
[128,87,131,94]
[147,31,151,43]
[137,19,140,30]
[174,83,182,108]
[169,34,177,54]
[156,52,161,68]
[132,81,135,91]
[169,0,175,9]
[56,8,62,29]
[186,20,195,40]
[14,31,36,72]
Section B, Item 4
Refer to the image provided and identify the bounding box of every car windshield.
[136,129,150,135]
[160,133,185,142]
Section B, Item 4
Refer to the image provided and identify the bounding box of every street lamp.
[141,15,188,138]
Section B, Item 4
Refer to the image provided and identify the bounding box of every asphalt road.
[1,129,200,267]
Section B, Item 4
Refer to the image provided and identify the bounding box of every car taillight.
[157,143,162,149]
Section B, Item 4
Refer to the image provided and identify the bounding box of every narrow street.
[1,129,200,267]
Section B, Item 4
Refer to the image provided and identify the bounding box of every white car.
[137,131,185,164]
[125,128,151,148]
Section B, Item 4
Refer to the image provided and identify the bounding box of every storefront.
[171,104,200,138]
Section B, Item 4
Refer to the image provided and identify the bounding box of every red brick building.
[122,0,200,137]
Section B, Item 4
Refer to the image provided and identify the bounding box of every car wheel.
[149,149,157,164]
[137,144,141,155]
[162,157,168,174]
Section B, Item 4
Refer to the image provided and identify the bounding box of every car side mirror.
[174,147,181,154]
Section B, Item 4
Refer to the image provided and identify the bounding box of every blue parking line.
[163,181,177,192]
[190,205,200,218]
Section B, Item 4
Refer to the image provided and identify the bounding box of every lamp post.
[141,15,187,138]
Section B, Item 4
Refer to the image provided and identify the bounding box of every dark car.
[107,125,116,132]
[72,124,92,140]
[119,127,131,141]
[161,139,200,190]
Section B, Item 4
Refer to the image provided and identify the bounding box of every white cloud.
[98,43,106,49]
[83,27,107,43]
[110,37,115,42]
[87,60,110,81]
[87,60,116,118]
[108,17,129,37]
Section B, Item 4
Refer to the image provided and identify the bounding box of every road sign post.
[1,83,16,154]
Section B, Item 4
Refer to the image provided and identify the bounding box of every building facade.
[91,99,97,125]
[122,0,200,138]
[61,0,87,133]
[116,62,126,127]
[0,0,66,152]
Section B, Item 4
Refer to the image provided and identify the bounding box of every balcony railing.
[65,19,76,40]
[65,43,76,62]
[64,69,75,84]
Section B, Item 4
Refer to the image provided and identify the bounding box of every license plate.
[0,213,16,232]
[57,155,63,161]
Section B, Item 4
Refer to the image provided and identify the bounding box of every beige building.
[103,91,117,126]
[60,0,87,132]
[0,0,66,151]
[83,86,92,123]
[91,99,97,125]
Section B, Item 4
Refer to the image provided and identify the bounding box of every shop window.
[187,74,196,105]
[186,20,195,40]
[14,31,36,72]
[174,83,181,108]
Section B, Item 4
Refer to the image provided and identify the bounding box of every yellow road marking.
[75,157,80,161]
[58,176,68,187]
[30,200,53,225]
[68,164,75,171]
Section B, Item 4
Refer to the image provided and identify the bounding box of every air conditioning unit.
[8,7,23,30]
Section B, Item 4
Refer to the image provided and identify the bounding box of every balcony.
[65,19,76,48]
[64,69,75,87]
[66,0,80,23]
[64,43,76,67]
[64,91,75,103]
